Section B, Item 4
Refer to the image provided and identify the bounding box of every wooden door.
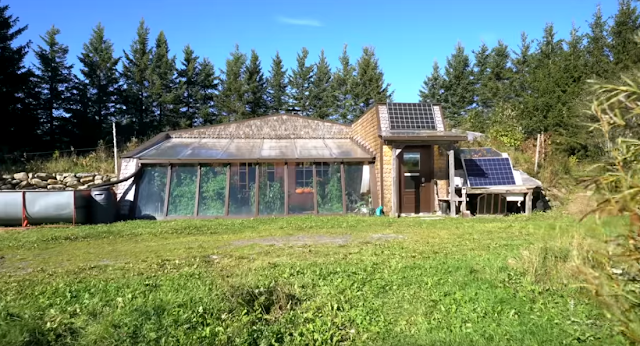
[400,146,435,214]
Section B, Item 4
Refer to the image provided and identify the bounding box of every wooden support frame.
[525,190,533,215]
[224,164,231,216]
[340,163,347,214]
[163,165,172,217]
[284,162,289,215]
[369,163,379,209]
[313,163,318,214]
[129,171,142,219]
[194,164,201,216]
[448,149,455,217]
[255,164,260,217]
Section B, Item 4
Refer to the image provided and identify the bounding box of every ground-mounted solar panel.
[463,157,517,187]
[458,147,503,159]
[387,103,437,130]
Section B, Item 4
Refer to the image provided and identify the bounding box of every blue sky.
[7,0,619,102]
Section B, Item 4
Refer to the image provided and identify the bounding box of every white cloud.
[276,16,322,27]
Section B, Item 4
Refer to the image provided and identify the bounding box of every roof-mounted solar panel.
[387,103,437,131]
[462,157,517,187]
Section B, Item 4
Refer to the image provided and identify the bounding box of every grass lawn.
[0,214,629,345]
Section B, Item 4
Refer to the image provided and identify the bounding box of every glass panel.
[181,139,230,159]
[323,139,373,159]
[260,139,296,159]
[403,152,420,171]
[220,139,262,160]
[135,165,168,219]
[288,162,315,214]
[317,163,343,214]
[404,176,418,191]
[258,163,285,216]
[198,164,228,216]
[294,139,333,159]
[167,166,197,216]
[229,163,256,216]
[138,139,195,159]
[344,163,372,214]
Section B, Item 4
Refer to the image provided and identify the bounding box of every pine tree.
[419,60,445,104]
[196,58,219,125]
[472,43,490,110]
[218,44,247,122]
[353,46,393,115]
[442,42,474,126]
[244,49,268,117]
[510,32,533,103]
[485,40,512,108]
[309,49,334,120]
[0,2,37,153]
[288,47,314,115]
[121,19,153,138]
[266,51,288,114]
[585,4,613,79]
[149,31,177,132]
[175,45,200,128]
[332,44,357,123]
[609,0,640,72]
[77,23,121,143]
[32,25,74,148]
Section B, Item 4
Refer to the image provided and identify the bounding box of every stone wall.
[0,172,116,191]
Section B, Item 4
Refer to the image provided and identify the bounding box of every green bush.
[198,165,227,216]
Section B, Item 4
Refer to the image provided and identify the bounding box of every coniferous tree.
[353,46,393,115]
[77,23,121,144]
[244,49,268,117]
[419,60,445,104]
[149,31,177,132]
[485,40,513,108]
[442,42,474,126]
[332,44,357,123]
[196,58,219,125]
[218,44,247,121]
[309,49,334,120]
[0,2,37,153]
[175,45,200,128]
[585,4,613,79]
[32,25,74,148]
[510,32,533,104]
[609,0,640,72]
[266,51,288,114]
[472,43,490,110]
[288,47,314,115]
[121,19,153,138]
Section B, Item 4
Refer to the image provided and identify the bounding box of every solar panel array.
[458,147,502,159]
[463,157,517,187]
[387,103,437,130]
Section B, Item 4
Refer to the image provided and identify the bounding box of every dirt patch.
[370,234,407,241]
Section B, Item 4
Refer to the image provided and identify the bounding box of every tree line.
[420,0,640,158]
[0,1,392,156]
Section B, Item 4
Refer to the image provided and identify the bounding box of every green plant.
[251,170,285,215]
[488,103,525,149]
[167,166,197,216]
[318,164,343,214]
[198,165,227,216]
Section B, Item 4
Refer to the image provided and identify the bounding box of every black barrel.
[90,186,117,224]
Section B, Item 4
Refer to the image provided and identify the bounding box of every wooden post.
[340,163,347,214]
[369,163,379,209]
[448,149,455,217]
[461,187,467,212]
[112,122,118,176]
[525,190,533,215]
[224,164,231,216]
[534,133,541,173]
[194,165,201,217]
[391,148,399,217]
[312,163,318,214]
[284,162,289,215]
[255,164,260,217]
[163,165,172,217]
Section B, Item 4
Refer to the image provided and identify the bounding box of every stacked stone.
[0,172,115,191]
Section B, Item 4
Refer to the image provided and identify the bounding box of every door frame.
[398,145,435,214]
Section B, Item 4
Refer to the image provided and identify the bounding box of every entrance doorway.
[399,146,435,214]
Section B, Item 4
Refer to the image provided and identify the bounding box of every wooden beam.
[194,164,201,216]
[284,162,289,215]
[392,148,399,217]
[525,190,533,215]
[163,165,172,217]
[255,164,260,217]
[379,142,384,210]
[224,164,231,216]
[467,187,532,194]
[340,163,346,214]
[369,163,379,209]
[313,163,318,214]
[448,149,455,217]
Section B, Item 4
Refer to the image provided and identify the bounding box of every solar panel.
[463,157,517,187]
[458,147,503,159]
[387,103,437,130]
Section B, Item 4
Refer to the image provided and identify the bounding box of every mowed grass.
[0,214,629,345]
